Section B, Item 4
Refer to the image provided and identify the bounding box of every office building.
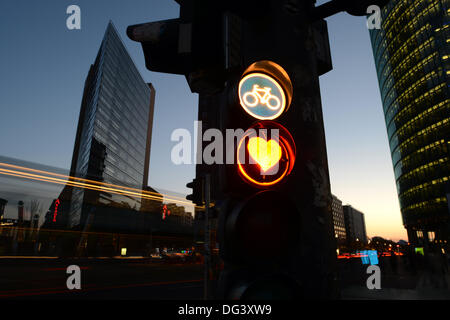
[369,0,450,247]
[331,194,347,243]
[343,205,367,244]
[68,22,155,229]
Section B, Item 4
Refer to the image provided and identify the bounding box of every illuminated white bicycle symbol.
[242,84,281,111]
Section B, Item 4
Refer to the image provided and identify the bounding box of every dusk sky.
[0,0,407,241]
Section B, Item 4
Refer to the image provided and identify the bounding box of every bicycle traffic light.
[215,59,306,299]
[212,2,338,296]
[226,61,296,189]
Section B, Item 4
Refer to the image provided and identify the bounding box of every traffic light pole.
[203,173,211,300]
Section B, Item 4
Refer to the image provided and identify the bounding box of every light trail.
[0,162,200,209]
[0,225,194,240]
[0,162,186,200]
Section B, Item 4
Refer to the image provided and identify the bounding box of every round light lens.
[238,73,287,120]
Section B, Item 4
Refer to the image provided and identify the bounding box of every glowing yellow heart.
[247,137,282,172]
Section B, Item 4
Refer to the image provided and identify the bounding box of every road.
[0,258,203,299]
[1,255,450,299]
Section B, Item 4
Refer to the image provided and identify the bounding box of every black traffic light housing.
[343,0,390,16]
[211,0,338,298]
[215,192,304,300]
[186,177,204,206]
[218,271,302,300]
[127,0,227,94]
[127,19,191,75]
[218,191,301,264]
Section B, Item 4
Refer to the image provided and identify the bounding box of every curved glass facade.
[369,0,450,245]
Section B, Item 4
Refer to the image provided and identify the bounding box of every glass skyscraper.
[369,0,449,247]
[68,22,155,229]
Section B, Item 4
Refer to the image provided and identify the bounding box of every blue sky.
[0,1,407,241]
